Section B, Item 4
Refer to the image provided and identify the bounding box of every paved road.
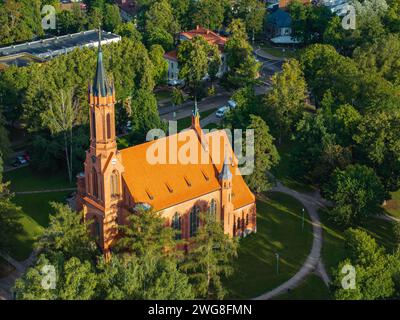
[0,251,37,300]
[254,182,330,300]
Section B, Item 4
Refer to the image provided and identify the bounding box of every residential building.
[164,26,229,82]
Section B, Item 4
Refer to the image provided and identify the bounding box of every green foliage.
[172,87,185,106]
[264,59,307,144]
[332,229,397,300]
[225,19,261,87]
[103,4,122,32]
[144,0,180,50]
[245,115,280,193]
[353,111,400,195]
[149,44,168,85]
[394,221,400,249]
[115,22,142,42]
[288,0,333,45]
[323,165,385,227]
[178,35,220,96]
[181,213,238,299]
[35,202,97,261]
[192,0,225,30]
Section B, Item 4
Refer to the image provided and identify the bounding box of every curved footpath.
[254,182,330,300]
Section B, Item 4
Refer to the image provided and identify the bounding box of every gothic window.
[246,214,249,226]
[106,113,111,140]
[208,199,216,219]
[171,212,182,240]
[233,218,236,235]
[91,110,96,140]
[237,217,241,232]
[189,206,200,237]
[110,171,119,197]
[92,168,98,198]
[93,216,101,239]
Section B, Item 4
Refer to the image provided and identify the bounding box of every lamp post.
[275,253,279,275]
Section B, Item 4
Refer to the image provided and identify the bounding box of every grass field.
[224,192,313,299]
[384,190,400,219]
[4,166,73,192]
[320,210,397,278]
[275,274,331,300]
[4,166,72,261]
[259,43,299,59]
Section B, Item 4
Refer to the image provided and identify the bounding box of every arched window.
[190,206,200,237]
[233,218,236,235]
[110,171,119,197]
[93,216,101,240]
[208,199,216,219]
[171,212,182,240]
[237,217,241,232]
[92,168,98,198]
[106,113,111,140]
[91,110,96,140]
[246,214,249,226]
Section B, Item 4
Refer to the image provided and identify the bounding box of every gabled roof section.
[180,26,228,50]
[120,128,255,211]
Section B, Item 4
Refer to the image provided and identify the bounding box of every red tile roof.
[164,50,178,61]
[180,26,228,50]
[120,128,254,211]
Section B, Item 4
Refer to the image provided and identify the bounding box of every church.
[76,36,257,257]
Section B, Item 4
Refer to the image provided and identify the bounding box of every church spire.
[219,154,232,181]
[92,28,112,98]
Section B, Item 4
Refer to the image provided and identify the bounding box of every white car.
[167,79,184,86]
[216,106,229,118]
[227,99,237,109]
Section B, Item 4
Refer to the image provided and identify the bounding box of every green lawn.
[259,43,299,59]
[9,191,70,261]
[4,166,73,261]
[320,210,397,278]
[384,190,400,219]
[224,192,313,299]
[274,274,331,300]
[177,108,217,131]
[272,141,317,193]
[4,166,73,192]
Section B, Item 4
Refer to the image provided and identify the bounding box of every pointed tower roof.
[92,28,112,97]
[193,97,200,118]
[219,155,232,181]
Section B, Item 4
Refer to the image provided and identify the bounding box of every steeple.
[191,97,201,130]
[92,28,112,98]
[219,155,232,181]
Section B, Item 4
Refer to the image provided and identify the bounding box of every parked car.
[167,79,184,87]
[227,99,237,109]
[12,155,27,167]
[216,106,229,118]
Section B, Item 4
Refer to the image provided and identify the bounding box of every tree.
[384,0,400,32]
[181,213,238,299]
[103,4,122,32]
[233,0,267,42]
[353,111,400,196]
[172,87,184,109]
[115,22,142,42]
[288,0,333,45]
[178,36,219,97]
[149,45,168,85]
[192,0,225,30]
[116,208,177,259]
[36,202,97,261]
[264,59,307,144]
[323,164,385,227]
[144,0,180,50]
[14,254,99,300]
[393,221,400,250]
[245,115,280,193]
[0,181,22,255]
[41,89,79,183]
[225,19,261,87]
[332,229,396,300]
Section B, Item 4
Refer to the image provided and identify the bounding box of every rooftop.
[0,30,121,59]
[180,26,228,49]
